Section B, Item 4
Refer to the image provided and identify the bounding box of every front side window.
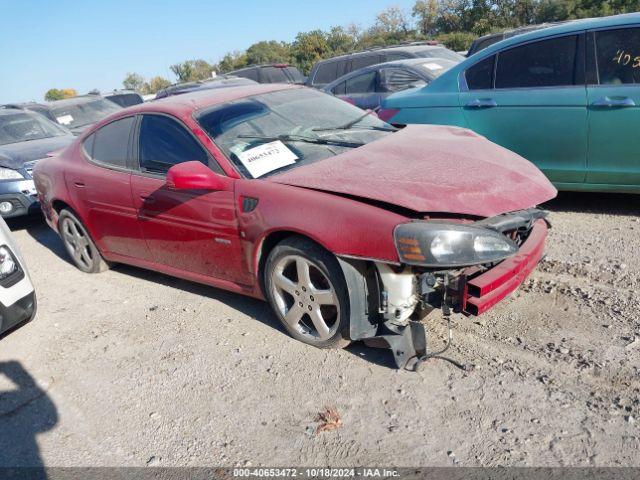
[495,35,578,88]
[0,111,68,146]
[594,27,640,84]
[466,55,495,90]
[138,115,208,174]
[345,71,377,94]
[86,116,135,168]
[196,88,394,179]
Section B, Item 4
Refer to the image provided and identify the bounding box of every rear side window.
[234,69,259,81]
[138,115,208,174]
[259,67,289,83]
[85,116,134,168]
[380,68,424,92]
[313,62,338,85]
[594,27,640,84]
[466,55,495,90]
[345,71,377,94]
[351,55,380,71]
[385,52,410,61]
[495,35,578,88]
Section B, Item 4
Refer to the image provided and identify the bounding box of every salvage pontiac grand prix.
[33,84,557,368]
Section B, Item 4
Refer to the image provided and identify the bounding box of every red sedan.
[33,84,556,368]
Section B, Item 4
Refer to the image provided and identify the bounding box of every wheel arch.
[256,229,381,341]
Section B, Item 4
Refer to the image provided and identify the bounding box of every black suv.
[306,42,463,89]
[227,64,305,84]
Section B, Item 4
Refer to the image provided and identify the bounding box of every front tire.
[265,237,351,349]
[58,209,109,273]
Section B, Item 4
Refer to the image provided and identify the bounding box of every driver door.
[130,113,247,283]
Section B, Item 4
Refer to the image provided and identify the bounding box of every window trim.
[587,25,640,87]
[81,115,137,173]
[460,31,588,92]
[131,112,224,179]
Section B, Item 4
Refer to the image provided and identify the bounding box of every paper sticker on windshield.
[56,114,73,126]
[423,62,443,71]
[237,140,297,178]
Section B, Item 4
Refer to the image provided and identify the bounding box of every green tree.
[412,0,440,36]
[374,5,411,34]
[326,26,357,55]
[170,59,214,82]
[143,76,172,94]
[44,88,76,101]
[291,30,330,74]
[216,51,248,73]
[122,72,146,91]
[245,41,292,65]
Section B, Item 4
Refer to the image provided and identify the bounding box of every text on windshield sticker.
[237,140,297,178]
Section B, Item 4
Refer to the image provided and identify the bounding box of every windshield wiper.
[312,110,397,132]
[237,133,364,148]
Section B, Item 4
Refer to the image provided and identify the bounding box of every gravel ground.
[0,192,638,467]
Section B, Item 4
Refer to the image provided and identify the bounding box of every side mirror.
[166,161,229,191]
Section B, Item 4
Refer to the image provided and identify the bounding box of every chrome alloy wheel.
[61,216,95,271]
[270,254,340,341]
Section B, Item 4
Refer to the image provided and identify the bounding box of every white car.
[0,217,36,336]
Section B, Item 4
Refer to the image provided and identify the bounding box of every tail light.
[377,108,400,123]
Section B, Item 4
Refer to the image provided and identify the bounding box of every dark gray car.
[307,42,464,89]
[0,109,74,218]
[18,96,122,135]
[323,57,459,111]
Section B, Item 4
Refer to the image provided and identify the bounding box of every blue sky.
[0,0,416,104]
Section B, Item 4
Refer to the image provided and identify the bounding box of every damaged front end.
[353,208,549,370]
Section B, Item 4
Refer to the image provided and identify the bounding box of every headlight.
[0,168,24,180]
[0,245,18,280]
[394,221,518,267]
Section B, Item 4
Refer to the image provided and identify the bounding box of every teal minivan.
[379,13,640,192]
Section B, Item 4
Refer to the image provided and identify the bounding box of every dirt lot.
[0,192,639,467]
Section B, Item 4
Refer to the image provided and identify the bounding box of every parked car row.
[379,13,640,193]
[3,13,637,369]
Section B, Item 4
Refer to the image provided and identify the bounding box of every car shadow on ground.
[542,191,640,216]
[0,360,57,476]
[13,215,426,370]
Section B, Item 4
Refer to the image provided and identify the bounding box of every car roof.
[105,83,298,118]
[316,42,448,64]
[0,107,46,117]
[47,95,110,108]
[229,64,296,72]
[478,12,640,57]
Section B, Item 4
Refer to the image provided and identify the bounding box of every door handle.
[73,181,85,188]
[465,98,498,109]
[591,96,636,108]
[139,194,156,204]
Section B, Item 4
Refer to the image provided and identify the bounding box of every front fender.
[235,180,407,277]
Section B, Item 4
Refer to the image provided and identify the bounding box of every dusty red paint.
[272,124,557,218]
[33,85,555,314]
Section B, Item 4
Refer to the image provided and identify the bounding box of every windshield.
[50,98,121,129]
[417,47,464,62]
[196,88,394,179]
[0,111,68,146]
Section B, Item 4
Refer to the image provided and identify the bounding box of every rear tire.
[265,237,351,349]
[58,209,109,273]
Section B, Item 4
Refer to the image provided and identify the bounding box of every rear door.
[130,113,246,283]
[586,26,640,186]
[459,34,588,184]
[73,115,150,259]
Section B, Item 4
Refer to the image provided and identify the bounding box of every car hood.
[270,125,557,218]
[0,135,74,169]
